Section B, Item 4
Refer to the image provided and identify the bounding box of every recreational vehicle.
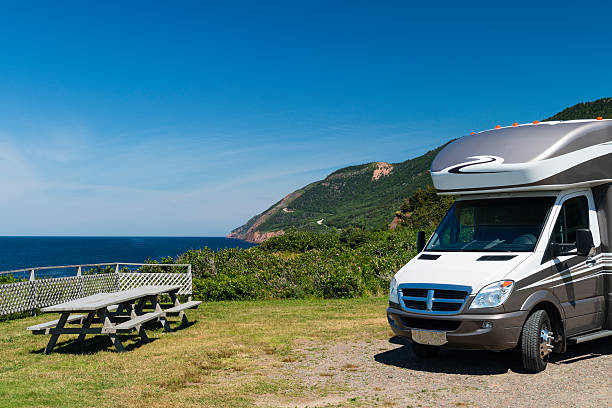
[387,119,612,372]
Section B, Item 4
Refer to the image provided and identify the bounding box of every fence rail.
[0,262,192,316]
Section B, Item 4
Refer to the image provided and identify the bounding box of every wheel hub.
[540,326,554,358]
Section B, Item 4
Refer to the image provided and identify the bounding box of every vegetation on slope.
[229,146,442,240]
[544,97,612,121]
[390,186,454,230]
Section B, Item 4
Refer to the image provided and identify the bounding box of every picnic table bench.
[27,285,201,354]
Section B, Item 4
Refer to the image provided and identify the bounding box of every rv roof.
[473,118,610,134]
[433,119,612,172]
[431,119,612,194]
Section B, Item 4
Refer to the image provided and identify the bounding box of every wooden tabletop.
[41,285,182,313]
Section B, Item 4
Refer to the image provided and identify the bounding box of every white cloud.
[0,139,43,201]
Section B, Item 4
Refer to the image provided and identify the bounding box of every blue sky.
[0,1,610,236]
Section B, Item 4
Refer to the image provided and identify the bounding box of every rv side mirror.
[416,231,426,253]
[575,228,594,256]
[550,242,575,257]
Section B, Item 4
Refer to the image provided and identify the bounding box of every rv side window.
[551,196,589,249]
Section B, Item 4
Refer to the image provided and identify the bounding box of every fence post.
[114,263,121,292]
[77,266,84,297]
[187,264,193,301]
[29,269,37,316]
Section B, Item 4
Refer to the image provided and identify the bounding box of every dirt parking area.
[260,336,612,407]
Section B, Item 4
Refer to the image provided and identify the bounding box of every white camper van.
[387,119,612,372]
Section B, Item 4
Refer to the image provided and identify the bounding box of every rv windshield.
[425,197,556,252]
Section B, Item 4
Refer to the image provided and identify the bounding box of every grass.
[0,297,390,408]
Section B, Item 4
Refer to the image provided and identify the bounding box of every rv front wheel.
[521,309,553,373]
[412,343,439,358]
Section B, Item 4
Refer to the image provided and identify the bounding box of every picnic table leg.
[135,297,148,314]
[44,313,69,354]
[124,301,150,343]
[137,326,150,343]
[77,312,96,342]
[97,309,126,353]
[114,301,131,318]
[169,291,180,307]
[108,334,125,352]
[151,296,172,332]
[169,290,190,326]
[180,312,190,326]
[115,303,125,315]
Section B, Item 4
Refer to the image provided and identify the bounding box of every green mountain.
[228,147,441,242]
[229,98,612,242]
[544,97,612,121]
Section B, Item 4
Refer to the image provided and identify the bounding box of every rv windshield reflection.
[425,197,556,252]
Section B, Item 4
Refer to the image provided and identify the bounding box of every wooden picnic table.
[27,285,201,354]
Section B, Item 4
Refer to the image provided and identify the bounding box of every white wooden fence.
[0,262,192,316]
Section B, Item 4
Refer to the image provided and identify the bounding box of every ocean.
[0,236,255,273]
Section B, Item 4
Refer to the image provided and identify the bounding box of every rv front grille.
[400,316,461,331]
[433,289,469,300]
[403,300,427,310]
[401,288,429,298]
[398,284,471,315]
[431,302,462,312]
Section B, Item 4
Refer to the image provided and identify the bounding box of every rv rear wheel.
[521,309,553,373]
[412,343,439,358]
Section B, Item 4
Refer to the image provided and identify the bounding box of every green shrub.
[171,228,425,302]
[259,230,340,252]
[0,274,16,284]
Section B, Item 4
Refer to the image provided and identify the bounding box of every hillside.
[229,97,612,243]
[228,147,441,242]
[544,97,612,121]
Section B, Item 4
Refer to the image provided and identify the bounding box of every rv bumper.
[386,307,527,351]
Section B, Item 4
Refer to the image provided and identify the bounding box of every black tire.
[412,342,439,358]
[521,309,553,373]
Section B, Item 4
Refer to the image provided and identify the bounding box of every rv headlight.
[469,280,514,309]
[389,277,399,304]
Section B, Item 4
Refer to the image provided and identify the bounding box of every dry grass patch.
[340,363,360,372]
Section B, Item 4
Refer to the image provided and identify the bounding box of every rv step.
[568,330,612,344]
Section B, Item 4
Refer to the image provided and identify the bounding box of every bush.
[170,228,425,302]
[0,274,16,284]
[397,186,454,229]
[259,230,340,252]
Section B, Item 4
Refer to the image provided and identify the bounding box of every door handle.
[586,258,596,265]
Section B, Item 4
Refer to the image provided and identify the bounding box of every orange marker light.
[597,116,603,120]
[512,123,518,127]
[502,281,513,288]
[533,120,539,124]
[470,132,475,135]
[495,125,501,129]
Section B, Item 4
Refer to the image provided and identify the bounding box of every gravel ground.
[260,336,612,407]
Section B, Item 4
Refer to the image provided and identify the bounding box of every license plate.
[411,329,447,346]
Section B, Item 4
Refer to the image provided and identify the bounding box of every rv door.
[545,190,603,336]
